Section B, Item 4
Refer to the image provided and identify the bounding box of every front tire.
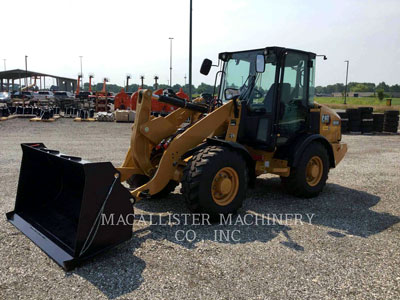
[281,141,329,198]
[181,145,248,219]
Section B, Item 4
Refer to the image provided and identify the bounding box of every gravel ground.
[0,118,399,300]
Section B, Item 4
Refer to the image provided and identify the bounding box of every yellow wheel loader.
[7,46,347,270]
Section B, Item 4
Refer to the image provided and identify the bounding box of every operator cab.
[201,46,316,151]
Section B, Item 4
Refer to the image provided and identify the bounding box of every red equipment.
[176,88,189,100]
[131,88,182,116]
[88,74,94,93]
[114,88,131,110]
[75,74,82,97]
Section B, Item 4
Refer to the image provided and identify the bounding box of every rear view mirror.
[224,88,240,100]
[256,54,265,73]
[200,59,212,75]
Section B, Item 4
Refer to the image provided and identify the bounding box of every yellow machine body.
[117,90,347,202]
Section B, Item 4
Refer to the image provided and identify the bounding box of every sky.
[1,0,399,88]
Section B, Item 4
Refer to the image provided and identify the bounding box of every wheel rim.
[306,156,323,187]
[211,167,239,206]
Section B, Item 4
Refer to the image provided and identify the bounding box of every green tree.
[377,89,385,101]
[196,82,214,94]
[350,83,369,92]
[389,84,400,92]
[376,81,390,92]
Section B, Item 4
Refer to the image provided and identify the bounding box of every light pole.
[154,75,159,90]
[2,59,6,71]
[169,37,174,87]
[189,0,193,101]
[79,56,83,89]
[25,55,28,89]
[184,74,187,86]
[344,60,349,105]
[140,75,145,89]
[126,74,131,91]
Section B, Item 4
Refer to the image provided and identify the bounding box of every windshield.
[219,50,278,112]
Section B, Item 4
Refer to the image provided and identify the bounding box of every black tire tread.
[281,141,329,198]
[181,145,248,218]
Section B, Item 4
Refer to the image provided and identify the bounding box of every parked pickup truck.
[54,91,76,109]
[32,91,55,105]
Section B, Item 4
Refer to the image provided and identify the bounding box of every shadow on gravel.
[74,176,400,299]
[71,238,146,299]
[135,176,400,242]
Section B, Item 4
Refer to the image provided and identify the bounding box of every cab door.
[237,52,280,151]
[277,51,310,144]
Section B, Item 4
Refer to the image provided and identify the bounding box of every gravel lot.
[1,118,399,299]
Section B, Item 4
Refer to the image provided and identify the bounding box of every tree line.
[81,80,400,97]
[316,82,400,94]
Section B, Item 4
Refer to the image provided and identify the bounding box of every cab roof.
[218,46,316,61]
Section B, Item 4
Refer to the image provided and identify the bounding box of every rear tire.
[181,145,248,219]
[281,141,329,198]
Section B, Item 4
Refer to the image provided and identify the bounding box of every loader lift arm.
[117,89,238,201]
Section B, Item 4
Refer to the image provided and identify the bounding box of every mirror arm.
[213,70,225,99]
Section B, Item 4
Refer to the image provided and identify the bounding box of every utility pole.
[344,60,349,105]
[2,59,6,71]
[79,56,83,90]
[189,0,193,101]
[169,37,174,87]
[154,75,159,90]
[25,55,28,89]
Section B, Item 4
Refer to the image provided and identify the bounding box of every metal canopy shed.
[0,69,76,92]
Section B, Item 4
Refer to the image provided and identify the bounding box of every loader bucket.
[6,143,134,271]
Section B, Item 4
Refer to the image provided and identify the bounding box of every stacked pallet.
[115,110,135,123]
[74,109,96,122]
[383,110,399,133]
[30,108,55,122]
[97,112,114,122]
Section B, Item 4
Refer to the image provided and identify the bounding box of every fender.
[291,134,335,168]
[206,138,256,187]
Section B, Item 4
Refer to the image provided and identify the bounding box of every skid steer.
[7,46,347,270]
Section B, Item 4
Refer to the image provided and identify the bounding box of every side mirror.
[200,59,212,75]
[256,54,265,73]
[224,88,240,100]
